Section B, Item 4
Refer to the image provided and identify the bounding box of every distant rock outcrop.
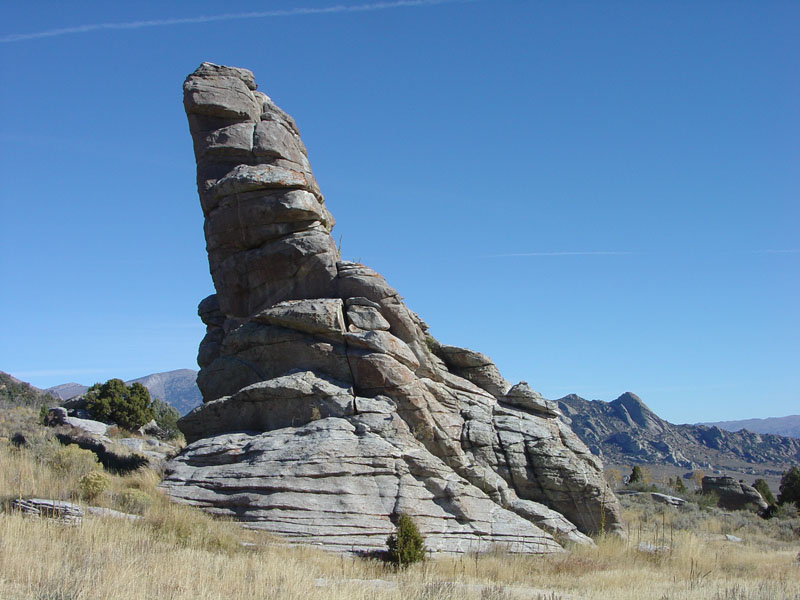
[701,476,769,511]
[162,63,624,555]
[558,393,800,470]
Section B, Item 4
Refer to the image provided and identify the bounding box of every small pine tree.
[629,465,644,485]
[151,398,181,439]
[85,379,154,431]
[752,478,776,506]
[777,466,800,509]
[387,513,425,567]
[38,404,49,425]
[674,476,687,494]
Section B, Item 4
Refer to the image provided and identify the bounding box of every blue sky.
[0,1,797,424]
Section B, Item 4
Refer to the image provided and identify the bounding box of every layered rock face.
[163,63,623,554]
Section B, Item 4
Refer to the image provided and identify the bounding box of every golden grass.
[1,441,799,600]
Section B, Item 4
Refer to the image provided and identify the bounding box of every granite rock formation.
[162,63,624,555]
[701,476,769,511]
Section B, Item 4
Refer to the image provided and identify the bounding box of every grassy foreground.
[1,413,799,599]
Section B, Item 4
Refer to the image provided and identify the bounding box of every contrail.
[484,251,635,258]
[1,0,469,43]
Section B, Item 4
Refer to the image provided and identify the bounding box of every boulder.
[164,63,626,554]
[650,493,687,507]
[11,499,83,525]
[45,406,109,435]
[701,476,769,511]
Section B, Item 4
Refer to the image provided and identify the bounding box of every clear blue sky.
[1,1,797,424]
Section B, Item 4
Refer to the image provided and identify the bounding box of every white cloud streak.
[1,0,468,43]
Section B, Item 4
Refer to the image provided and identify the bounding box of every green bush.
[695,490,720,510]
[753,478,776,506]
[778,466,800,509]
[79,470,110,502]
[387,513,425,567]
[85,379,154,431]
[628,465,648,485]
[151,398,180,439]
[117,488,154,515]
[49,444,99,477]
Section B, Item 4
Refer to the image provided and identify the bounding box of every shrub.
[628,465,651,485]
[84,379,154,431]
[49,444,99,477]
[387,513,425,567]
[753,478,776,506]
[605,468,622,489]
[151,398,180,439]
[117,488,154,515]
[54,433,149,475]
[695,490,720,510]
[79,471,110,502]
[144,501,239,553]
[778,466,800,509]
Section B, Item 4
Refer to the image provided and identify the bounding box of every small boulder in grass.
[11,498,83,525]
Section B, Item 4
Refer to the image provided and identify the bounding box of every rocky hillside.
[0,371,56,407]
[558,392,800,471]
[127,370,201,415]
[46,382,89,401]
[161,63,625,556]
[46,370,201,415]
[701,415,800,439]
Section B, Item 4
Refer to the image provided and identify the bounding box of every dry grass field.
[1,406,799,600]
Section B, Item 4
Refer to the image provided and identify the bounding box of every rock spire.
[162,62,624,554]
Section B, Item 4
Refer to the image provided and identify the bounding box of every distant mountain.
[45,369,202,415]
[47,382,89,401]
[700,416,800,439]
[127,369,201,415]
[558,392,800,472]
[0,371,57,407]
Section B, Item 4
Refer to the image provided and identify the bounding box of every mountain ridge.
[700,415,800,439]
[558,393,800,474]
[43,369,202,415]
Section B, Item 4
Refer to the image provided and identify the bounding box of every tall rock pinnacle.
[163,63,624,554]
[184,62,337,319]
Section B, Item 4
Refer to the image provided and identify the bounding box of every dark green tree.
[85,379,154,431]
[387,513,425,567]
[674,476,687,494]
[777,466,800,509]
[628,465,644,485]
[752,478,776,506]
[151,398,181,439]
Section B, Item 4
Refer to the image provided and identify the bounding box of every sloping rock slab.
[162,418,563,555]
